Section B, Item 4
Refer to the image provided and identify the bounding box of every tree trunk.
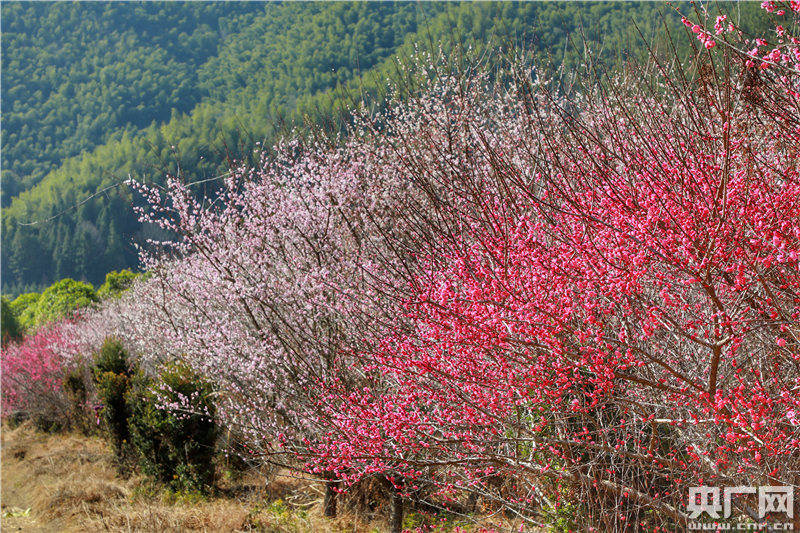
[465,491,478,513]
[389,489,403,533]
[323,476,339,518]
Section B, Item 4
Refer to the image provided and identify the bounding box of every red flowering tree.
[310,7,800,529]
[1,321,79,428]
[126,5,800,530]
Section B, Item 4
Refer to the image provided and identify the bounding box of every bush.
[92,338,134,458]
[63,366,92,433]
[128,363,217,493]
[1,296,23,346]
[9,292,40,332]
[97,269,139,300]
[34,278,97,328]
[92,337,131,376]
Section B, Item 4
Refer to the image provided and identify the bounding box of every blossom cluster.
[1,321,78,424]
[126,39,800,524]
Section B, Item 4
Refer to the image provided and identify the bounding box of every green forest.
[1,1,768,295]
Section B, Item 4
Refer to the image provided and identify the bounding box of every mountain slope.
[5,2,770,294]
[2,2,442,293]
[0,2,262,202]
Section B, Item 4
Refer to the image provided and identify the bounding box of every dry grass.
[1,423,286,532]
[1,423,519,532]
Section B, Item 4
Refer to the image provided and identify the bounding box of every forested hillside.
[2,2,444,293]
[3,1,767,294]
[1,2,262,201]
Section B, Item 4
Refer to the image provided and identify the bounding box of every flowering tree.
[126,119,432,522]
[95,4,800,530]
[315,14,800,533]
[1,321,79,427]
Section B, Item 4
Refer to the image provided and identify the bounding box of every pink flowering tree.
[682,2,800,72]
[294,9,800,529]
[124,5,800,529]
[127,114,431,521]
[1,321,80,428]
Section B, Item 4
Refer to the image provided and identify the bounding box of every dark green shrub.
[92,338,134,458]
[92,337,131,376]
[1,296,23,346]
[128,362,217,493]
[95,371,132,454]
[63,366,91,433]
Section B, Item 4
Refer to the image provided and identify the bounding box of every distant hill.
[2,2,769,295]
[1,2,263,202]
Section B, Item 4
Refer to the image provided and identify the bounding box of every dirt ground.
[1,423,516,532]
[0,423,353,532]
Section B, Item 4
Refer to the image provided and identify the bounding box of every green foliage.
[0,2,262,200]
[97,269,139,300]
[63,366,91,433]
[0,2,432,293]
[93,337,132,376]
[8,292,40,331]
[128,363,217,493]
[95,371,132,456]
[92,338,134,457]
[1,297,23,345]
[33,278,96,327]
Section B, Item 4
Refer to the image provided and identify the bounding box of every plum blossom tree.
[126,117,430,522]
[314,12,800,531]
[88,3,800,529]
[1,321,79,428]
